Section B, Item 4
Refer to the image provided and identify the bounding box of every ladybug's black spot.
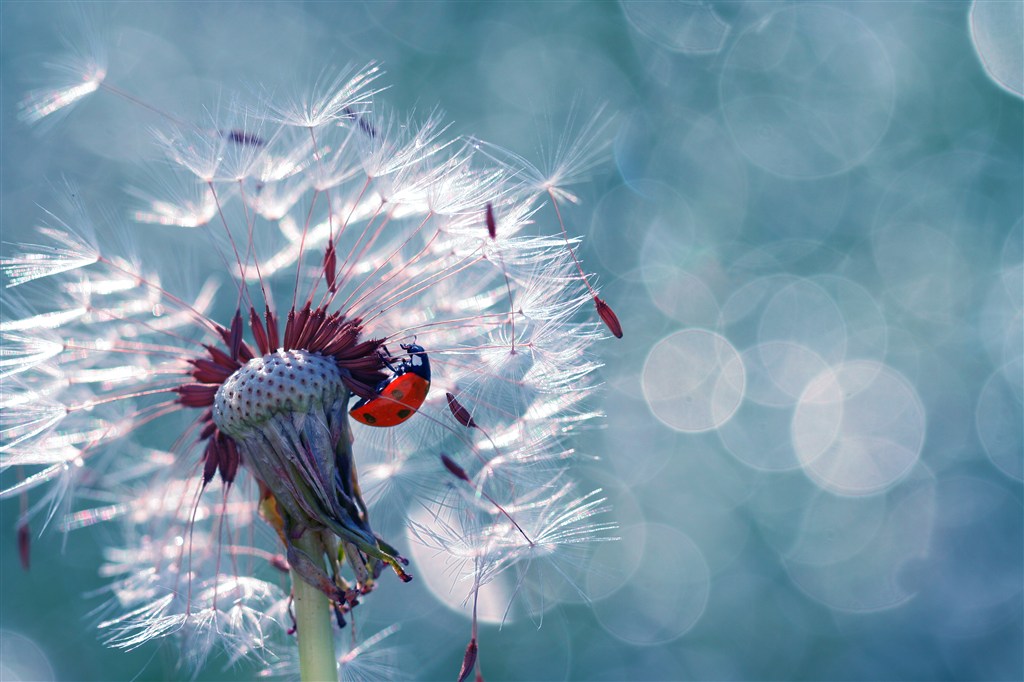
[391,389,405,400]
[397,409,411,419]
[362,413,377,424]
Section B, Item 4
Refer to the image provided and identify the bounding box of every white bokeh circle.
[793,361,925,496]
[970,0,1024,97]
[720,5,895,178]
[593,523,710,645]
[643,329,745,433]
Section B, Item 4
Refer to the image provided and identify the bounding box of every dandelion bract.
[3,30,619,682]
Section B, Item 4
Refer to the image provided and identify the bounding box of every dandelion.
[4,31,620,681]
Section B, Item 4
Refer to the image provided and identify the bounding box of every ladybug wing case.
[349,373,430,427]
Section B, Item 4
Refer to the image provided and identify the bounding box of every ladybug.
[349,343,431,427]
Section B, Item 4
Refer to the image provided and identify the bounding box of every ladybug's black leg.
[378,346,400,374]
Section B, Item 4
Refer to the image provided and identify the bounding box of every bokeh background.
[1,1,1022,680]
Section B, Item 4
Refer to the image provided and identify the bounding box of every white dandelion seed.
[4,35,619,682]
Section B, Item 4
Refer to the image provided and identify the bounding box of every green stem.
[292,532,337,682]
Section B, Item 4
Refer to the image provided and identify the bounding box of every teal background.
[1,1,1022,680]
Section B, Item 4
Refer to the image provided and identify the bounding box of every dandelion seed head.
[213,350,347,436]
[6,38,617,678]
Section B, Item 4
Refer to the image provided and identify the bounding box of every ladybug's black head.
[400,343,431,382]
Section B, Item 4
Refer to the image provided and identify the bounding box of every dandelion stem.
[292,532,337,682]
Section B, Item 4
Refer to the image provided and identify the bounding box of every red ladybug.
[349,344,431,427]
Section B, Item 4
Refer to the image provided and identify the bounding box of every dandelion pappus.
[349,343,431,427]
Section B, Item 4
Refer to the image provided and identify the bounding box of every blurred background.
[1,1,1021,680]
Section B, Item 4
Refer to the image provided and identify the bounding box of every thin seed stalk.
[292,531,337,682]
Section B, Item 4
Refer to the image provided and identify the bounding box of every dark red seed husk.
[485,203,497,240]
[457,638,478,682]
[290,303,312,350]
[446,392,478,428]
[219,436,240,484]
[202,437,220,485]
[343,105,378,138]
[225,129,265,147]
[176,383,219,407]
[200,419,217,440]
[297,307,325,349]
[228,308,244,360]
[440,453,470,482]
[283,309,297,350]
[324,240,338,291]
[250,306,269,355]
[218,310,255,362]
[594,296,623,339]
[17,522,30,571]
[358,117,377,138]
[190,358,234,384]
[203,344,238,370]
[265,306,280,351]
